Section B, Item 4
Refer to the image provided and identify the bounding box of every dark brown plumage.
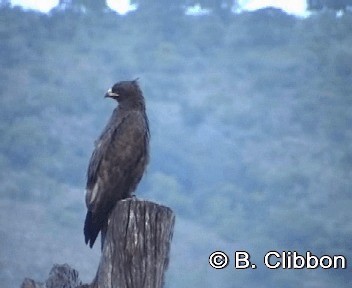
[84,80,150,249]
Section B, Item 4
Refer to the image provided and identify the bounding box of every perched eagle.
[84,80,150,249]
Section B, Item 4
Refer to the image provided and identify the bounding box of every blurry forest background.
[0,0,351,287]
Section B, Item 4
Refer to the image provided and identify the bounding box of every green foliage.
[0,4,352,288]
[307,0,352,11]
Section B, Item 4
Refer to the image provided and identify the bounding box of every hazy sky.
[10,0,307,16]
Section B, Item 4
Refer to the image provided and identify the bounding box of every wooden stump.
[21,199,175,288]
[92,198,175,288]
[21,264,82,288]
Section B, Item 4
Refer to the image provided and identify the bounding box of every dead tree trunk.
[21,199,175,288]
[21,264,83,288]
[92,198,175,288]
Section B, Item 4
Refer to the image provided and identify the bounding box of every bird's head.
[105,79,142,104]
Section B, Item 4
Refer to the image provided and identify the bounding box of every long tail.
[84,211,100,248]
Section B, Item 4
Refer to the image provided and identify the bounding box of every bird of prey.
[84,80,150,249]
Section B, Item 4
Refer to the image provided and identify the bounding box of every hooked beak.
[104,88,119,98]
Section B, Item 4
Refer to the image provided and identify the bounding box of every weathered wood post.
[91,198,175,288]
[21,199,175,288]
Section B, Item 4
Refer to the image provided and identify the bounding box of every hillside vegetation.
[0,3,351,287]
